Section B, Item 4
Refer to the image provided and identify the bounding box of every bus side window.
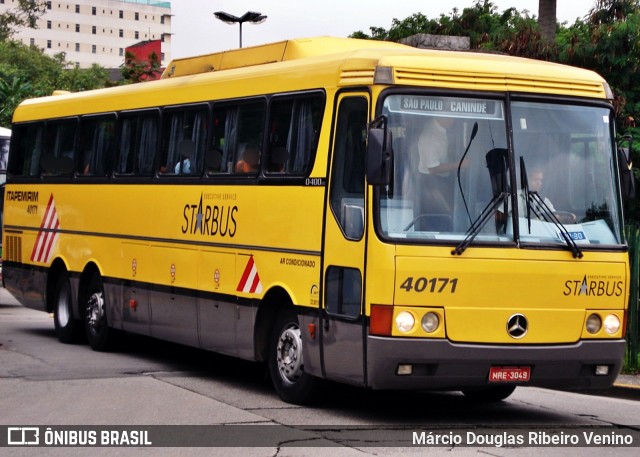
[160,106,208,176]
[77,114,116,176]
[266,94,324,175]
[116,111,158,176]
[41,120,77,176]
[330,97,367,240]
[8,123,44,177]
[209,105,236,174]
[233,101,265,175]
[207,100,265,175]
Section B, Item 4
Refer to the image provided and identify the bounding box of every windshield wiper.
[519,157,583,259]
[452,192,509,255]
[519,157,534,233]
[526,191,584,259]
[453,147,510,256]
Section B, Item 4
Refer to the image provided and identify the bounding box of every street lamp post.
[213,11,267,48]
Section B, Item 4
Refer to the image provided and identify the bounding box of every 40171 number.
[399,277,458,293]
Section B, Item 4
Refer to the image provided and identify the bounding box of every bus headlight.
[603,314,620,335]
[421,312,440,333]
[586,314,602,334]
[395,311,415,333]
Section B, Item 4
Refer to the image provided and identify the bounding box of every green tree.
[60,64,110,92]
[557,1,640,120]
[121,50,162,83]
[588,0,638,24]
[0,0,46,41]
[0,41,110,126]
[0,76,31,124]
[350,1,552,59]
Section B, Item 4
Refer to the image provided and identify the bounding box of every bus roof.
[161,36,409,78]
[12,37,611,122]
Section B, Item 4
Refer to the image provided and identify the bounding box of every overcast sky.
[170,1,595,58]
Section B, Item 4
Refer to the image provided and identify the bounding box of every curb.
[613,382,640,390]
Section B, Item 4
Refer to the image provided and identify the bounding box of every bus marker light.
[307,323,316,340]
[129,299,137,311]
[397,364,413,376]
[595,365,609,376]
[370,305,393,336]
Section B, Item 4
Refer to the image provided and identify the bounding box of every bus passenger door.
[321,94,369,386]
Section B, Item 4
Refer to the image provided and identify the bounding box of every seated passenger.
[518,167,576,224]
[174,139,196,174]
[235,144,260,173]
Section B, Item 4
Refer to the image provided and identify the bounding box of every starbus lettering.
[563,275,623,297]
[182,194,238,238]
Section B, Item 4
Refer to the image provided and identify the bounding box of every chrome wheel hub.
[86,292,105,334]
[276,325,304,385]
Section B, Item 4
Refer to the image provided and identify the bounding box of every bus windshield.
[378,94,623,249]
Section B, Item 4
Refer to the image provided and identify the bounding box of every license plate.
[488,366,531,383]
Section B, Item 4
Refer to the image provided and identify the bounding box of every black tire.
[53,273,82,343]
[268,311,318,405]
[462,385,517,402]
[84,273,117,351]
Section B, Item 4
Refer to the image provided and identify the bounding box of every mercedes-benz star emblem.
[507,314,528,339]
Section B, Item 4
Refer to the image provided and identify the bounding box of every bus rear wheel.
[268,311,318,405]
[84,273,117,351]
[53,273,82,343]
[462,385,516,402]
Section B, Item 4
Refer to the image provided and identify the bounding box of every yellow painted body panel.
[392,248,627,343]
[4,183,324,308]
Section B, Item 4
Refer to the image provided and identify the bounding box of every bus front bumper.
[366,336,625,391]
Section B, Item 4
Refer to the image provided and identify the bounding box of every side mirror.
[366,116,393,187]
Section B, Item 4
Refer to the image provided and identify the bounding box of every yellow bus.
[2,37,630,404]
[0,126,9,249]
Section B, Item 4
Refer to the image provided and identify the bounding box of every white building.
[0,0,172,68]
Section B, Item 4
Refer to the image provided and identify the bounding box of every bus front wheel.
[53,273,82,343]
[84,273,116,351]
[268,311,318,405]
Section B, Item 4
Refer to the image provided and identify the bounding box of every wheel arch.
[46,257,71,314]
[254,285,294,363]
[77,261,103,314]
